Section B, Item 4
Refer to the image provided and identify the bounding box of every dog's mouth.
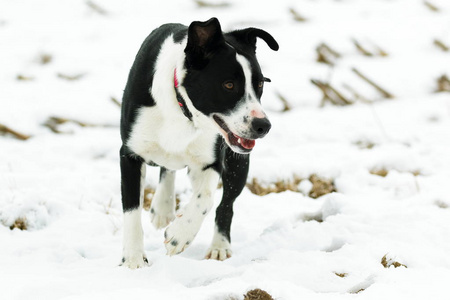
[213,115,255,153]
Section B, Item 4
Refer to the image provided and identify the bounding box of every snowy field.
[1,0,450,299]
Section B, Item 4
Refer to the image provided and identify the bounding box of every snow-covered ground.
[1,0,450,299]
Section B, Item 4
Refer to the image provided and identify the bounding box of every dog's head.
[181,18,279,154]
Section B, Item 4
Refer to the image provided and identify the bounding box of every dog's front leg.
[150,167,176,229]
[206,149,249,261]
[164,167,220,256]
[120,147,148,268]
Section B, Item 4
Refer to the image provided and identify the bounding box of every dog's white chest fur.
[127,106,217,170]
[126,35,218,170]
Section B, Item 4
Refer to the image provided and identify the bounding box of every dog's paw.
[150,207,175,229]
[120,254,150,269]
[205,229,232,261]
[164,215,200,256]
[205,247,232,261]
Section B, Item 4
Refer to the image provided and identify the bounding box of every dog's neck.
[174,69,193,122]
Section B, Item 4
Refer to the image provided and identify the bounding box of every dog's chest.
[127,106,218,170]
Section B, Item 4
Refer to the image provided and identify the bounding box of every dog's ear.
[229,28,279,52]
[185,18,225,69]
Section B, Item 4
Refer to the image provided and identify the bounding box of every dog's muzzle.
[213,114,271,153]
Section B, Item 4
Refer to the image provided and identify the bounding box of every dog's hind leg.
[164,167,220,256]
[206,149,249,261]
[150,167,176,229]
[120,146,148,268]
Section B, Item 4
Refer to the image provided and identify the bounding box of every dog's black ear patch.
[229,28,279,52]
[185,17,225,69]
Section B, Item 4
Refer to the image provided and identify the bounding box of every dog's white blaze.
[127,34,218,170]
[217,53,267,139]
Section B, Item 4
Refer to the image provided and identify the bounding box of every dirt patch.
[370,168,389,177]
[436,74,450,92]
[381,254,407,269]
[309,174,336,199]
[435,200,449,209]
[243,289,274,300]
[246,176,302,196]
[370,168,421,177]
[354,140,376,149]
[247,174,336,199]
[9,218,28,230]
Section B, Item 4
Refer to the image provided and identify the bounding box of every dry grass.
[247,174,336,199]
[311,79,353,106]
[16,74,35,81]
[309,174,336,199]
[275,92,292,112]
[0,123,31,140]
[370,168,389,177]
[370,168,421,177]
[9,218,28,230]
[110,96,121,107]
[243,289,274,300]
[246,176,302,196]
[354,140,376,149]
[194,0,230,8]
[435,200,449,209]
[352,39,374,57]
[352,39,389,57]
[335,272,348,278]
[316,42,341,65]
[350,288,365,294]
[39,53,53,65]
[43,116,116,134]
[424,0,440,12]
[436,74,450,92]
[289,7,307,22]
[86,0,108,15]
[143,187,180,211]
[381,254,407,268]
[57,73,85,81]
[434,39,449,52]
[352,68,394,99]
[342,83,371,103]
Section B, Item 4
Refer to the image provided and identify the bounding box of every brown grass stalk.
[352,68,394,99]
[289,8,307,22]
[311,79,353,106]
[0,123,31,140]
[434,39,449,52]
[194,0,230,8]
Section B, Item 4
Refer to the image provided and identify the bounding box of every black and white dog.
[120,17,278,268]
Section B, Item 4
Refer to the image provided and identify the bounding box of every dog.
[119,17,278,268]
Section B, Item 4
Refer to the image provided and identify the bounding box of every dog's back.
[120,23,187,144]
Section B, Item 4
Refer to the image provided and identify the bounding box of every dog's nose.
[251,117,271,138]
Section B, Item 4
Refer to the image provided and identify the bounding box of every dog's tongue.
[234,134,255,150]
[241,138,255,149]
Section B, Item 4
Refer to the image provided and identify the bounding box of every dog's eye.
[258,81,264,88]
[223,81,234,90]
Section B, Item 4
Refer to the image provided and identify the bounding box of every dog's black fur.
[120,18,278,267]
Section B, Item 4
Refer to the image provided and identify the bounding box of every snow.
[1,0,450,299]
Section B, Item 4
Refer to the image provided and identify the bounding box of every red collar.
[174,69,193,121]
[174,69,180,88]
